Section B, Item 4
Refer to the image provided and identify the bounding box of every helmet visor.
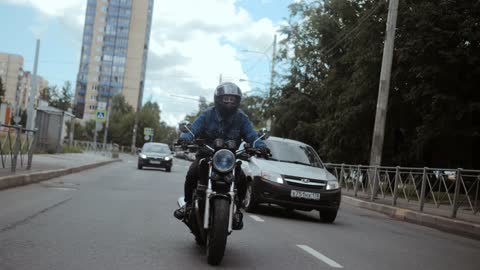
[215,83,241,97]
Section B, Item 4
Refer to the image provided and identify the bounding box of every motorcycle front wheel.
[206,198,230,265]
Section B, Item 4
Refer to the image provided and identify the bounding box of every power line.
[319,1,385,57]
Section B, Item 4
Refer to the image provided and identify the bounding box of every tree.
[272,0,480,168]
[240,95,266,129]
[39,86,52,103]
[50,81,73,111]
[107,94,135,146]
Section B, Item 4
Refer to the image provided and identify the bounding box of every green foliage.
[272,0,480,168]
[103,94,177,147]
[49,81,74,111]
[240,95,266,129]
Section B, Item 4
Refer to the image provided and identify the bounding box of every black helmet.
[214,82,242,117]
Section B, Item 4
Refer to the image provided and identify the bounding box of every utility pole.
[369,0,399,166]
[102,99,111,150]
[219,74,223,84]
[131,84,144,154]
[27,39,40,130]
[266,34,277,131]
[269,34,277,98]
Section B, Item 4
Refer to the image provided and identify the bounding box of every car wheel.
[319,209,338,223]
[166,166,171,172]
[137,163,143,170]
[244,181,258,212]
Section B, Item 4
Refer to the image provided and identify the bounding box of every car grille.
[283,175,327,190]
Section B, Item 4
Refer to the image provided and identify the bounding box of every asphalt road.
[0,155,479,270]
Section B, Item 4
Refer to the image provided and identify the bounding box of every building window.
[97,35,103,42]
[101,6,107,13]
[95,56,101,62]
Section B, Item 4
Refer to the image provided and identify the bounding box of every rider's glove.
[177,138,188,146]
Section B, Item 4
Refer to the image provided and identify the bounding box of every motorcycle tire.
[206,198,229,265]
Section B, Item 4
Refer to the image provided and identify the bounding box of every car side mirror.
[171,151,175,155]
[137,149,141,154]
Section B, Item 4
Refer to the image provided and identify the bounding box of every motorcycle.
[176,123,269,265]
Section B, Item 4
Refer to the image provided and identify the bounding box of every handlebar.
[175,140,270,159]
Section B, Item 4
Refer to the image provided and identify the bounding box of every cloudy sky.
[0,0,293,125]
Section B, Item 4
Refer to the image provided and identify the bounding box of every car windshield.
[265,140,324,168]
[143,144,170,153]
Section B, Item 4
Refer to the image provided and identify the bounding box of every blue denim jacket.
[180,107,266,149]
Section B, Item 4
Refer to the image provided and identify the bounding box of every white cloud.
[3,0,281,125]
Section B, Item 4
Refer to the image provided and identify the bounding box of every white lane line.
[296,245,343,268]
[248,215,265,222]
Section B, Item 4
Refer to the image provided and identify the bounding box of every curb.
[0,159,121,191]
[342,195,480,240]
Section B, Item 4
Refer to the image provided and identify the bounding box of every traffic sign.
[97,101,107,110]
[144,127,153,136]
[95,110,107,122]
[144,135,150,141]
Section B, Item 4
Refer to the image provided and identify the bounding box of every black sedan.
[241,136,341,223]
[138,143,174,172]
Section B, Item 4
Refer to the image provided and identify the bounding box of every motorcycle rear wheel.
[206,198,230,265]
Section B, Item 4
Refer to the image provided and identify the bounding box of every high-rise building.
[0,53,24,107]
[74,0,154,120]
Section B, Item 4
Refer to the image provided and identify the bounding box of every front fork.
[203,164,236,233]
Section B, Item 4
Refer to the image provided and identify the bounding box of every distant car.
[138,142,174,172]
[240,136,341,223]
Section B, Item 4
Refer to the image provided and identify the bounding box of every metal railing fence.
[325,163,480,218]
[0,124,37,172]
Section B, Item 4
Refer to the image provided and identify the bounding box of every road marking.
[296,244,343,268]
[248,215,264,222]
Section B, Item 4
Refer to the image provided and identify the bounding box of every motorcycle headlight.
[260,171,284,184]
[326,181,340,190]
[212,149,235,173]
[164,157,171,161]
[139,154,147,159]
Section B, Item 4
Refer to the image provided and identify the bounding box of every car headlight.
[139,154,147,159]
[260,171,284,184]
[212,149,235,173]
[326,181,340,190]
[165,157,171,161]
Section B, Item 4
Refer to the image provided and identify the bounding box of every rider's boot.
[174,201,191,220]
[232,199,244,230]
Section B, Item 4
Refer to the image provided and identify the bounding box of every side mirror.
[137,149,141,154]
[258,128,270,140]
[178,120,195,138]
[178,120,191,133]
[171,151,175,155]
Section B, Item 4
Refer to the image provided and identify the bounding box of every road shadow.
[138,167,169,172]
[249,204,320,223]
[248,204,349,227]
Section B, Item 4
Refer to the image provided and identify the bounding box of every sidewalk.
[0,152,121,190]
[342,190,480,239]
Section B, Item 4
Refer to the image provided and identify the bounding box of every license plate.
[150,160,161,164]
[290,190,320,200]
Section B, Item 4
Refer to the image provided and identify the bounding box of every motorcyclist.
[173,82,269,230]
